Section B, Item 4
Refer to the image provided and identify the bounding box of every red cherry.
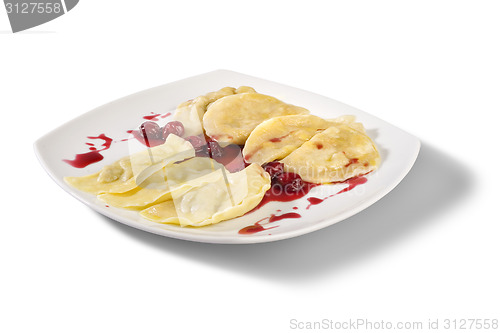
[208,141,224,158]
[140,121,162,140]
[195,147,210,157]
[284,178,305,193]
[276,172,299,183]
[185,135,205,149]
[223,157,246,173]
[162,121,185,139]
[277,172,304,192]
[263,162,284,179]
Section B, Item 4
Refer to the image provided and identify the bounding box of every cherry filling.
[134,120,187,147]
[276,172,304,193]
[191,138,246,172]
[263,161,306,194]
[247,161,318,213]
[140,121,162,145]
[134,118,248,172]
[162,120,185,139]
[184,135,205,149]
[208,141,224,158]
[263,161,284,179]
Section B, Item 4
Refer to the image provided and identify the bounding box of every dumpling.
[243,114,369,166]
[64,134,194,195]
[326,115,367,134]
[173,86,256,136]
[281,124,380,183]
[203,92,309,145]
[140,163,271,227]
[97,157,225,210]
[243,115,332,165]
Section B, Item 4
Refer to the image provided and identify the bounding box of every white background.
[1,1,499,332]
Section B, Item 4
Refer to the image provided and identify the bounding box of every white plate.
[34,70,420,244]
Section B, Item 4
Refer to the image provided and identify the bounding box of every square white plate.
[34,70,420,244]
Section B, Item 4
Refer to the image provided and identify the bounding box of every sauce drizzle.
[306,176,368,209]
[249,182,319,212]
[238,213,301,235]
[269,212,301,223]
[143,112,162,121]
[240,175,369,235]
[63,134,113,168]
[238,217,277,235]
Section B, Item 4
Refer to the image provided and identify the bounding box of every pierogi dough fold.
[203,92,309,145]
[243,115,333,165]
[140,163,271,227]
[242,114,374,169]
[281,124,380,183]
[173,86,256,137]
[97,157,225,210]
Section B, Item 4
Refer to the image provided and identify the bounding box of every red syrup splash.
[306,176,368,209]
[239,171,318,235]
[248,181,319,213]
[269,212,301,222]
[64,112,174,168]
[238,217,276,235]
[128,129,166,147]
[239,171,370,235]
[238,212,302,235]
[306,197,324,206]
[63,134,113,168]
[143,113,161,121]
[238,224,274,235]
[142,111,172,121]
[212,144,246,172]
[126,112,176,147]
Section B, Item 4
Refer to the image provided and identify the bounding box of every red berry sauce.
[305,175,368,209]
[63,134,113,168]
[239,162,370,235]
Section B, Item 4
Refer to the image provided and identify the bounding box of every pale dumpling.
[64,135,194,195]
[203,92,309,145]
[140,163,271,227]
[173,86,256,136]
[243,115,333,165]
[97,157,224,210]
[326,115,367,134]
[281,124,380,183]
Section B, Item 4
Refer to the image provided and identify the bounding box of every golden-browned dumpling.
[203,92,309,145]
[64,135,194,195]
[242,114,369,166]
[140,163,271,227]
[243,115,332,165]
[173,86,256,136]
[281,124,380,183]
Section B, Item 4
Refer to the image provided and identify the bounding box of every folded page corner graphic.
[4,0,80,33]
[65,0,78,12]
